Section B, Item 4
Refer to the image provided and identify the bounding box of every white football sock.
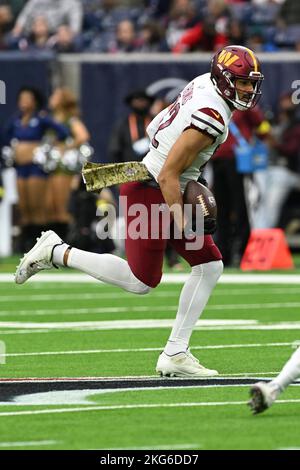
[164,260,223,356]
[52,246,151,295]
[271,346,300,393]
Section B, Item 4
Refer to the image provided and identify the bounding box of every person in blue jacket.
[4,86,69,250]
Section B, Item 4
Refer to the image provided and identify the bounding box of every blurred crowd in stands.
[0,0,299,54]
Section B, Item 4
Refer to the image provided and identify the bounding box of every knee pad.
[132,281,152,295]
[192,260,223,281]
[128,271,152,295]
[128,266,161,291]
[138,284,152,295]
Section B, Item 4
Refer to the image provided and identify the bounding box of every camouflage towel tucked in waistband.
[82,161,152,192]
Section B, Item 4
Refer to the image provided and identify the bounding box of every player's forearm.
[157,174,186,231]
[158,174,182,207]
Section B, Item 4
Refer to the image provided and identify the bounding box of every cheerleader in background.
[3,87,69,251]
[46,87,90,239]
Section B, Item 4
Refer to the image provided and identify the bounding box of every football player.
[15,45,264,377]
[249,346,300,414]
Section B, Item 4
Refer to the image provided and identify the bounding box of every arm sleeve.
[190,108,225,139]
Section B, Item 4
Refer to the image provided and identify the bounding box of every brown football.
[183,180,217,233]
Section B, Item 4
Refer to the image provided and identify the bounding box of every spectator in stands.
[0,0,27,41]
[278,0,300,25]
[275,0,300,49]
[227,18,246,46]
[172,0,231,52]
[9,16,83,52]
[107,19,139,52]
[0,1,27,21]
[212,106,269,266]
[0,4,12,27]
[28,16,50,49]
[50,25,83,53]
[0,3,12,49]
[12,0,83,38]
[83,0,138,52]
[46,87,90,240]
[3,87,69,251]
[200,6,231,50]
[143,0,173,20]
[246,28,266,52]
[13,16,51,51]
[244,0,280,51]
[165,0,201,51]
[84,0,133,25]
[136,20,170,52]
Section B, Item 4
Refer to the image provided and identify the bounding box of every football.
[183,180,217,234]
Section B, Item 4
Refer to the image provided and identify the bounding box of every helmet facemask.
[227,72,264,111]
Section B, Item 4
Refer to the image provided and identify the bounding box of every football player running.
[249,346,300,414]
[15,46,264,378]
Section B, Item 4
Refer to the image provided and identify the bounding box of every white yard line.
[2,273,300,284]
[198,324,300,331]
[3,287,300,301]
[1,399,300,416]
[4,342,294,358]
[0,326,299,335]
[0,294,170,302]
[2,320,300,334]
[208,302,300,310]
[0,319,257,329]
[0,306,181,315]
[0,440,57,447]
[2,301,300,318]
[4,284,300,297]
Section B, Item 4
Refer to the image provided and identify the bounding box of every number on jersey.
[151,98,180,149]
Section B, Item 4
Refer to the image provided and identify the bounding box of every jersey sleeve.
[190,107,225,139]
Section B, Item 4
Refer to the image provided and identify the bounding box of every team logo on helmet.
[217,50,239,67]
